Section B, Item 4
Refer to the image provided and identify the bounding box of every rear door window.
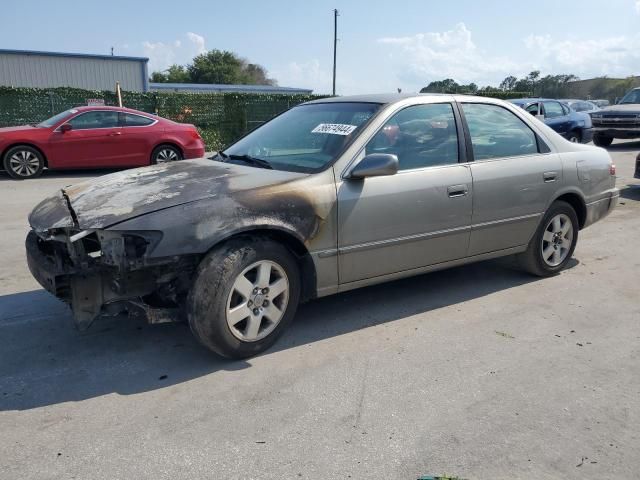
[461,103,538,160]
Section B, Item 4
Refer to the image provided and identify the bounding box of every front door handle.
[543,171,558,182]
[447,184,468,198]
[108,131,122,136]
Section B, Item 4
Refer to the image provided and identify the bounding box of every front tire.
[187,237,301,359]
[3,145,44,179]
[151,145,182,164]
[593,135,613,147]
[567,130,581,143]
[518,201,579,277]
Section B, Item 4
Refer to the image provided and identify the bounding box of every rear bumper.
[583,189,619,228]
[184,140,206,159]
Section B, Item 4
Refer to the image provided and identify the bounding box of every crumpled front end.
[26,195,198,330]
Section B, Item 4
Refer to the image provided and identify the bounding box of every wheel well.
[1,143,48,168]
[210,229,317,302]
[151,142,183,160]
[555,193,586,229]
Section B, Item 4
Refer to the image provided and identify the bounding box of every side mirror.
[60,123,72,133]
[348,153,399,179]
[614,97,620,105]
[535,114,545,121]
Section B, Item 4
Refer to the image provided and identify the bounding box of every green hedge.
[0,86,532,151]
[0,86,325,150]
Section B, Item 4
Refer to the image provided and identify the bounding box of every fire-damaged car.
[26,94,618,359]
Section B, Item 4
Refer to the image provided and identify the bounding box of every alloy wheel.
[541,213,574,267]
[9,150,40,177]
[226,260,290,342]
[156,148,178,163]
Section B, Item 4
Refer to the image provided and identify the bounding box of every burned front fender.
[110,168,338,259]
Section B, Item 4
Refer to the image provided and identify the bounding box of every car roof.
[560,99,594,103]
[509,98,561,105]
[303,93,450,106]
[70,105,156,116]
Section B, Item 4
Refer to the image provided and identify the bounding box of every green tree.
[420,78,459,93]
[150,50,276,85]
[499,75,517,91]
[420,79,479,93]
[150,64,191,83]
[188,49,276,85]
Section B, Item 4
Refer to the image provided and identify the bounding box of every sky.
[2,0,640,94]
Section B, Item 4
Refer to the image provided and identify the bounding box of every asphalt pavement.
[1,143,639,480]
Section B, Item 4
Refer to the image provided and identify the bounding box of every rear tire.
[593,135,613,147]
[3,145,44,179]
[518,201,579,277]
[151,145,182,164]
[187,237,301,359]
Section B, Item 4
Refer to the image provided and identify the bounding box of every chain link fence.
[0,86,326,150]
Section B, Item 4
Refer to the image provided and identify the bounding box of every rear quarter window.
[124,113,155,126]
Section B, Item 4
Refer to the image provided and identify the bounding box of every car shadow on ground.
[0,257,576,411]
[606,140,640,152]
[621,184,640,201]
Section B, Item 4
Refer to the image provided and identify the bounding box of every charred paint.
[26,158,338,330]
[28,190,75,231]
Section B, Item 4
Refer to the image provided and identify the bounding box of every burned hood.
[29,159,307,231]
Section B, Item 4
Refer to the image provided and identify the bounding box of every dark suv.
[590,88,640,147]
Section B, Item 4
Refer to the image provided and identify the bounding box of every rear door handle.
[447,184,468,198]
[108,131,122,136]
[543,171,558,182]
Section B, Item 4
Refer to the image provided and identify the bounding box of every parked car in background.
[592,99,610,108]
[0,106,205,179]
[510,98,593,143]
[560,99,600,114]
[26,93,618,358]
[590,87,640,147]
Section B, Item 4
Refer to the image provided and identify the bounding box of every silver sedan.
[26,93,619,358]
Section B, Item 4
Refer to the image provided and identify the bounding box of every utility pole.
[332,9,339,96]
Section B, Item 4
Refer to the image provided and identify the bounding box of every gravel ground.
[1,143,639,480]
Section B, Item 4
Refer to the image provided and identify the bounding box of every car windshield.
[619,90,640,104]
[37,109,78,128]
[221,102,382,173]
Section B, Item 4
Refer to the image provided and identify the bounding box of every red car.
[0,106,206,179]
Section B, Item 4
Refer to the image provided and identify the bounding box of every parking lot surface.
[1,143,639,480]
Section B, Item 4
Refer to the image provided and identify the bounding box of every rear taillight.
[190,129,202,140]
[609,163,616,176]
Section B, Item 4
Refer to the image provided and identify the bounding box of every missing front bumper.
[25,230,192,330]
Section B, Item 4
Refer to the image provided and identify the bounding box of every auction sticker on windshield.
[312,123,358,135]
